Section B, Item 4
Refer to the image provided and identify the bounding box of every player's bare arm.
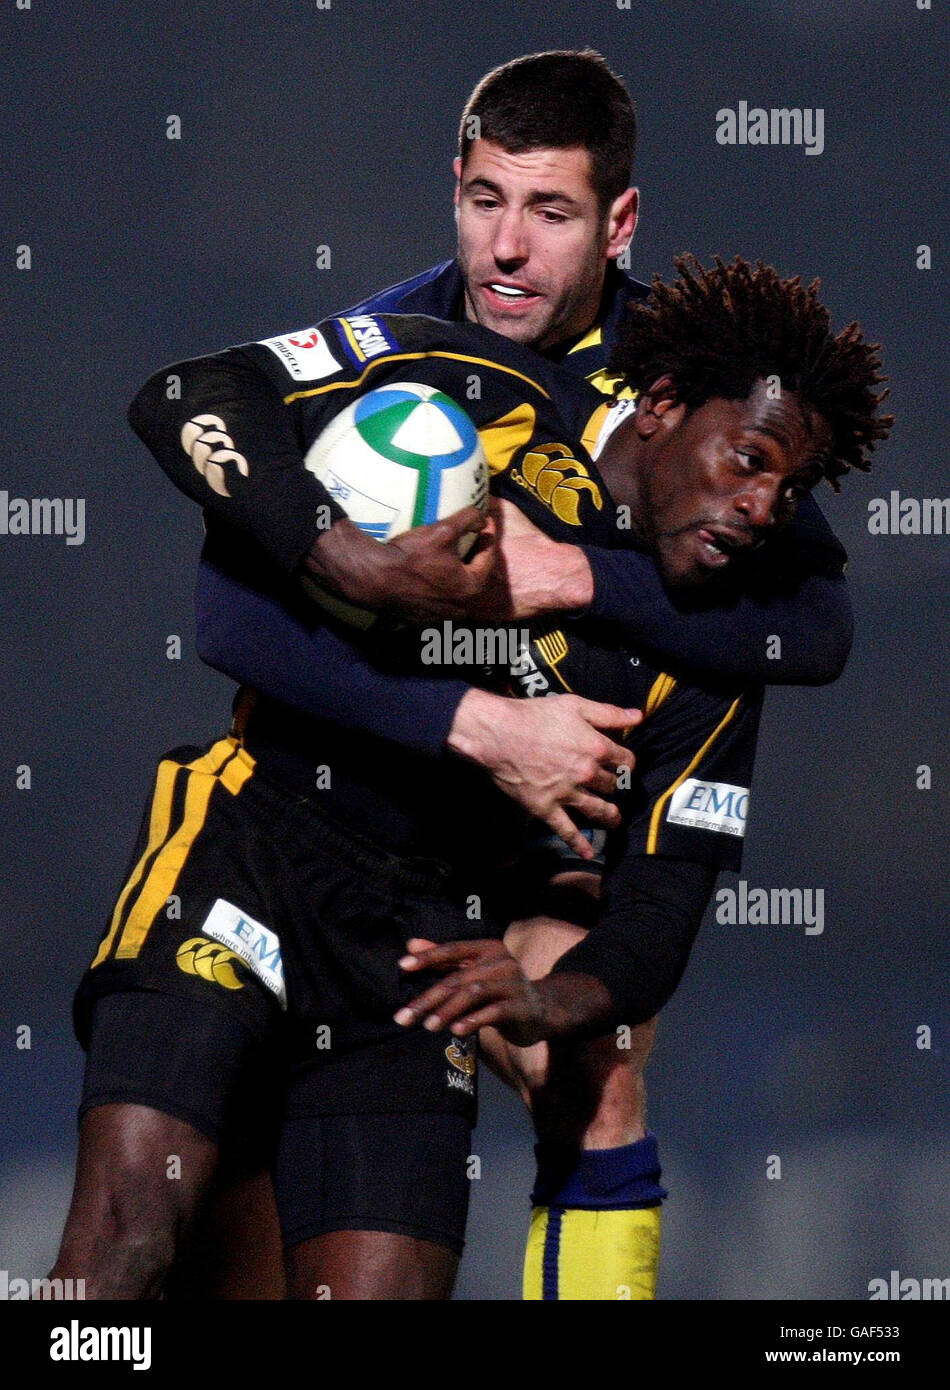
[305,506,501,623]
[482,497,595,618]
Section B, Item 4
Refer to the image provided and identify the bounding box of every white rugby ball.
[301,382,489,626]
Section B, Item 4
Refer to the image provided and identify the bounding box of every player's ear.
[605,187,638,259]
[634,375,685,438]
[453,156,462,208]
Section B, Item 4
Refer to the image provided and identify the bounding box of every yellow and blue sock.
[523,1134,666,1300]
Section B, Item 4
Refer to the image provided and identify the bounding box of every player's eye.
[735,450,763,472]
[472,197,500,212]
[537,209,568,224]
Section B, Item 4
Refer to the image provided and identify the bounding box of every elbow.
[194,603,232,676]
[798,603,854,686]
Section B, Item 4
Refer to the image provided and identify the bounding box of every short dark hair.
[458,49,636,212]
[610,255,893,487]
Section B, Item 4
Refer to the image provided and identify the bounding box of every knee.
[54,1106,216,1298]
[53,1191,179,1300]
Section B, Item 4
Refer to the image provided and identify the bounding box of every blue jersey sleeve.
[195,549,470,760]
[581,496,852,686]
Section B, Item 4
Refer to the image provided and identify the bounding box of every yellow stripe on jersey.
[115,738,255,960]
[580,401,611,460]
[479,404,537,476]
[282,351,552,406]
[534,629,574,692]
[587,368,636,400]
[91,739,254,969]
[90,755,187,969]
[337,317,367,363]
[645,697,743,853]
[567,325,603,356]
[644,673,677,719]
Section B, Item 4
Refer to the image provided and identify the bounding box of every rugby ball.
[304,382,488,550]
[301,382,488,627]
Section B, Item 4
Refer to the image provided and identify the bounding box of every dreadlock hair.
[609,254,893,487]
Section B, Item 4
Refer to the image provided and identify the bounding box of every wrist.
[445,687,501,764]
[554,545,595,614]
[533,972,615,1040]
[305,518,388,606]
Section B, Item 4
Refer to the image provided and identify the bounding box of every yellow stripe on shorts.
[91,738,251,968]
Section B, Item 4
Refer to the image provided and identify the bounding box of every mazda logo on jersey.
[511,443,603,525]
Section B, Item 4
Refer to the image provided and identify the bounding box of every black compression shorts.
[80,992,475,1249]
[274,1110,472,1255]
[74,734,493,1120]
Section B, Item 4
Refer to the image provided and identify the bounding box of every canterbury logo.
[175,936,245,991]
[512,443,603,525]
[180,414,250,498]
[445,1041,476,1077]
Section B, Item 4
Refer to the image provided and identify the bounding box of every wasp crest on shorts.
[445,1038,477,1096]
[175,937,245,991]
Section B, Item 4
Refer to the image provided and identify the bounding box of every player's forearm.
[129,351,343,573]
[132,348,496,621]
[527,972,617,1040]
[195,556,469,759]
[581,548,853,685]
[549,855,718,1027]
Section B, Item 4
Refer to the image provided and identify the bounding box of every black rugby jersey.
[135,309,761,876]
[130,311,618,573]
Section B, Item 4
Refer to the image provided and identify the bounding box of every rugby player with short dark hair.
[53,48,869,1302]
[178,48,858,1298]
[50,253,890,1302]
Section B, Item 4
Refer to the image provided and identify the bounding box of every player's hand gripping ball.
[302,382,489,625]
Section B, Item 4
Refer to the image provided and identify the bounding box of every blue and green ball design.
[304,381,488,544]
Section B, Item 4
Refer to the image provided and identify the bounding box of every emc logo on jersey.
[667,778,750,838]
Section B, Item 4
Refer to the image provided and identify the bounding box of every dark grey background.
[2,0,947,1300]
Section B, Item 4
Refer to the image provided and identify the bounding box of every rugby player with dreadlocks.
[395,254,892,1298]
[52,257,890,1301]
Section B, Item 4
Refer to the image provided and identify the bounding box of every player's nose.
[733,482,778,531]
[491,209,529,265]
